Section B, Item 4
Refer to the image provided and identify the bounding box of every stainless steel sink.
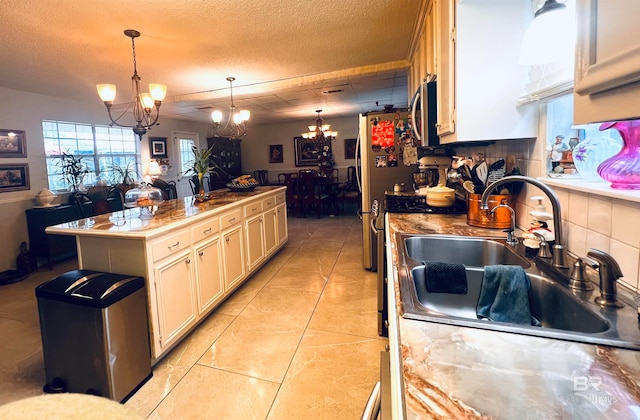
[397,233,640,350]
[404,235,531,268]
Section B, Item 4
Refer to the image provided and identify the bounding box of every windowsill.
[539,176,640,204]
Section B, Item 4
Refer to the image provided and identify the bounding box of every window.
[176,133,198,175]
[42,120,139,191]
[544,95,622,178]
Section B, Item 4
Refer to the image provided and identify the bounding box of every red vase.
[597,120,640,189]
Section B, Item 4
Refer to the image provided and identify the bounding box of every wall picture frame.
[149,137,168,158]
[294,136,326,166]
[344,138,357,159]
[269,144,283,163]
[0,129,27,158]
[0,163,30,192]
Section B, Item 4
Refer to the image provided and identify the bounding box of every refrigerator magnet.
[375,155,387,168]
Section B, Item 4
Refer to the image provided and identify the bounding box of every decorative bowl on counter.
[226,175,258,191]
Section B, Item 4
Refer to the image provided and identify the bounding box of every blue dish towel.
[476,265,539,326]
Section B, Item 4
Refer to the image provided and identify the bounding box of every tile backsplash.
[452,138,640,292]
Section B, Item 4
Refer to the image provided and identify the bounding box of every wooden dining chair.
[297,170,329,218]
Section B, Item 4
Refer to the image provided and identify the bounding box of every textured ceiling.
[0,0,423,125]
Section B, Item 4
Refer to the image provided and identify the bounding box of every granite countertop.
[45,186,284,239]
[386,213,640,419]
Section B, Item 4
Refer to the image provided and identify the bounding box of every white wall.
[0,87,209,271]
[240,116,360,183]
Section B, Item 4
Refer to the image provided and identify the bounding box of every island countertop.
[386,213,640,419]
[46,186,285,239]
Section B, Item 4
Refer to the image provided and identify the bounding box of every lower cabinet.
[153,249,197,351]
[276,202,288,245]
[245,213,265,271]
[194,235,224,315]
[222,224,246,291]
[263,207,278,256]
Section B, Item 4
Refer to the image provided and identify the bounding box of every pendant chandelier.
[211,77,250,140]
[96,30,167,141]
[301,110,338,144]
[519,0,575,65]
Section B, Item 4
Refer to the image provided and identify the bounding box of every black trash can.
[35,269,152,402]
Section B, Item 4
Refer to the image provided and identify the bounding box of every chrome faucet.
[586,249,624,308]
[481,175,568,268]
[491,204,518,246]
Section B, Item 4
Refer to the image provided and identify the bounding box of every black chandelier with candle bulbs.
[96,29,167,141]
[301,110,338,144]
[211,77,250,140]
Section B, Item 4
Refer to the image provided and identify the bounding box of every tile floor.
[0,214,387,418]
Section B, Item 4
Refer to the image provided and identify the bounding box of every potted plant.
[57,152,89,193]
[108,160,139,195]
[183,144,223,199]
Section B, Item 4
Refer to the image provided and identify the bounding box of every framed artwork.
[344,138,357,159]
[294,136,327,166]
[149,137,168,158]
[269,144,283,163]
[0,163,30,192]
[0,129,27,158]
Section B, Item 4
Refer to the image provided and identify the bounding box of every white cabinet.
[276,203,288,246]
[222,223,245,291]
[153,248,197,352]
[434,0,536,143]
[574,0,640,124]
[245,214,265,271]
[263,208,278,256]
[194,236,224,315]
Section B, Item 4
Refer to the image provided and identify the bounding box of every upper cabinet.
[574,0,640,124]
[432,0,537,144]
[409,0,435,96]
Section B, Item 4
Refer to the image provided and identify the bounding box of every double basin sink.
[397,234,640,350]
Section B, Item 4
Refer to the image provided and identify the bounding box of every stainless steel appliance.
[358,109,419,270]
[371,199,387,337]
[385,190,467,214]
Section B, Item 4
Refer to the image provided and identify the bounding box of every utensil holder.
[466,193,513,228]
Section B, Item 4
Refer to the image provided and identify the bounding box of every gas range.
[384,191,467,214]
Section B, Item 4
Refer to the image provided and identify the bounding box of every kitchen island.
[46,186,288,362]
[386,213,640,419]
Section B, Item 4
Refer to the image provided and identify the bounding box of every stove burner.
[384,191,467,214]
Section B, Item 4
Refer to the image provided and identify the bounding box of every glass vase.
[597,120,640,189]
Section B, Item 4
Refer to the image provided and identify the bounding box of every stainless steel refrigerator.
[358,110,417,270]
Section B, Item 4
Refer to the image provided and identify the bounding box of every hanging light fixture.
[96,29,167,141]
[211,77,250,140]
[301,110,338,144]
[519,0,575,65]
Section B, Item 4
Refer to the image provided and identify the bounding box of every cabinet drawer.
[243,201,263,217]
[220,209,243,230]
[151,230,191,262]
[262,196,276,210]
[275,193,286,205]
[191,217,220,243]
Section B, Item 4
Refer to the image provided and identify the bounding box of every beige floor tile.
[266,266,328,293]
[198,288,320,383]
[308,271,380,338]
[148,365,279,420]
[267,328,386,420]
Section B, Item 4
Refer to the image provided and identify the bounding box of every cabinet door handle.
[185,258,191,264]
[252,207,258,211]
[199,251,204,257]
[203,228,212,234]
[229,217,236,223]
[168,241,180,250]
[226,237,230,243]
